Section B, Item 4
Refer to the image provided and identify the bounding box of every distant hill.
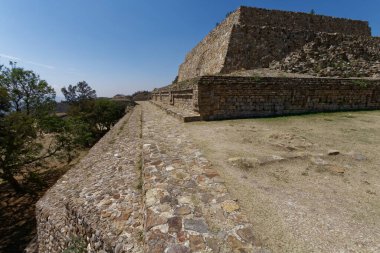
[111,94,132,101]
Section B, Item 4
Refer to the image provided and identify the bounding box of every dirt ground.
[0,151,87,253]
[185,111,380,253]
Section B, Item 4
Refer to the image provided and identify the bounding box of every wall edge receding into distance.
[152,76,380,121]
[177,9,240,82]
[197,76,380,120]
[34,102,267,252]
[35,107,144,252]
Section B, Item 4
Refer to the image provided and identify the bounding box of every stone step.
[150,100,201,122]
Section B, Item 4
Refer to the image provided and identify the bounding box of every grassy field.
[186,110,380,253]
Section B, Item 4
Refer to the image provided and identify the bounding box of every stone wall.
[270,33,380,78]
[223,25,317,72]
[36,108,144,253]
[34,102,265,252]
[220,25,380,75]
[160,91,170,104]
[238,6,371,36]
[177,6,374,81]
[152,78,200,112]
[171,89,195,110]
[152,90,197,112]
[196,76,380,120]
[152,76,380,120]
[177,11,240,81]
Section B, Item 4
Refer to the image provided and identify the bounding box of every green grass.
[135,153,143,191]
[62,237,86,253]
[351,79,369,88]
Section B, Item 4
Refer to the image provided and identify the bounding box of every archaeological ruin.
[152,6,380,121]
[32,6,380,253]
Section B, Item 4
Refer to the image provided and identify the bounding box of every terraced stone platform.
[149,100,201,122]
[35,102,265,252]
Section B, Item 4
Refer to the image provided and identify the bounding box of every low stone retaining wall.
[151,78,200,114]
[149,101,201,122]
[34,102,265,252]
[36,107,144,253]
[152,76,380,121]
[197,76,380,120]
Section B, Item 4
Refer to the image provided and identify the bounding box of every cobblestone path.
[35,103,267,253]
[141,102,265,252]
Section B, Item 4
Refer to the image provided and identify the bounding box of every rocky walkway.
[36,106,144,252]
[141,102,264,252]
[34,102,266,252]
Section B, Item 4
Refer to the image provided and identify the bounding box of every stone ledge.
[35,106,144,253]
[149,100,201,123]
[34,102,268,252]
[141,102,267,252]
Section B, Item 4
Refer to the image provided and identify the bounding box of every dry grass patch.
[185,110,380,253]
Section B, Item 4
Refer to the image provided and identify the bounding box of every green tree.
[61,81,96,104]
[38,115,94,161]
[89,99,126,134]
[0,112,65,192]
[0,113,39,191]
[0,65,10,115]
[172,76,178,84]
[0,86,10,116]
[61,81,98,144]
[0,62,56,116]
[62,81,97,118]
[62,82,127,142]
[0,63,63,192]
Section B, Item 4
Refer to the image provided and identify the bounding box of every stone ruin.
[31,6,380,253]
[152,6,380,121]
[178,6,379,81]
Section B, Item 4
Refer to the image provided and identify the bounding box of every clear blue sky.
[1,0,379,98]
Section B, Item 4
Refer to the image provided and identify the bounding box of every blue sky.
[1,0,379,98]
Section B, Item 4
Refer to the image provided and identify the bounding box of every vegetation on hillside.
[62,81,129,144]
[0,63,130,192]
[131,90,151,101]
[0,62,63,192]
